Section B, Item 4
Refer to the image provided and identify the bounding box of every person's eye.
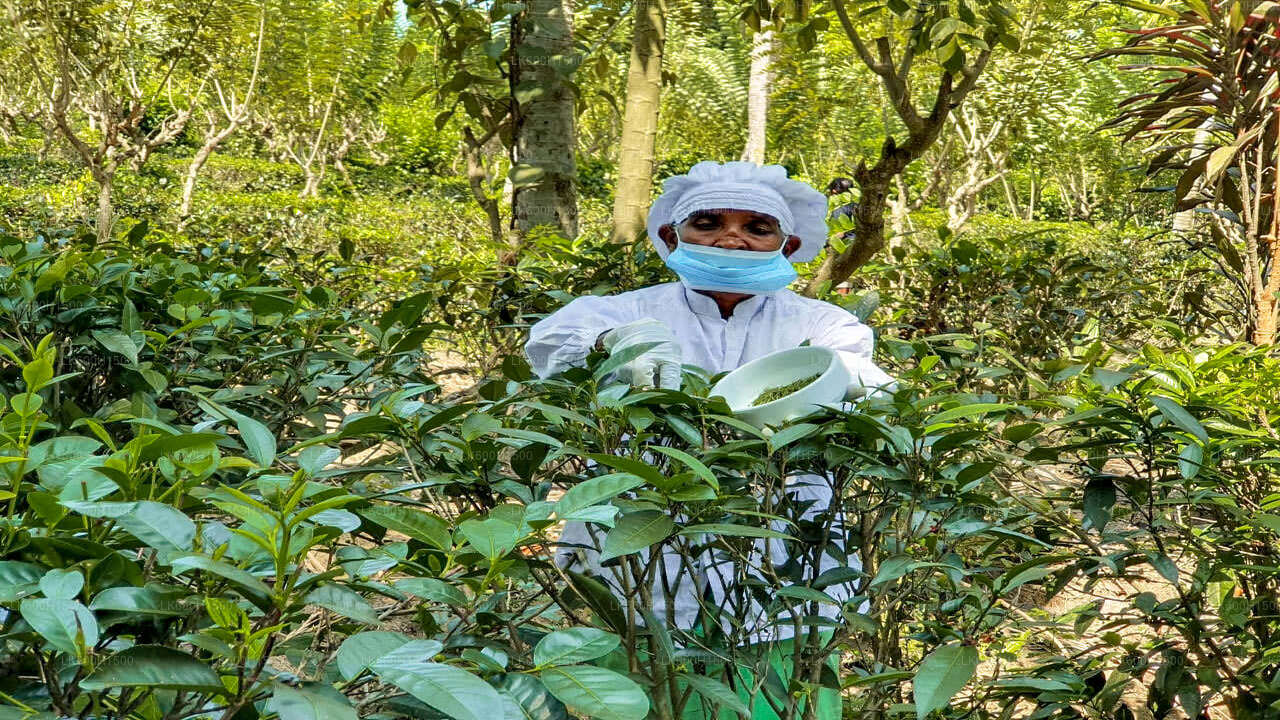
[749,224,774,234]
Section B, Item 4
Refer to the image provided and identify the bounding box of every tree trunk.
[1250,133,1280,345]
[1027,171,1039,221]
[1256,288,1277,345]
[740,27,773,164]
[334,156,355,193]
[996,170,1019,218]
[1247,225,1279,345]
[180,122,239,219]
[180,7,264,221]
[464,129,505,246]
[510,0,578,246]
[300,164,324,198]
[889,175,912,239]
[95,167,115,243]
[803,146,905,295]
[801,0,994,295]
[609,0,667,245]
[802,62,991,297]
[333,130,356,193]
[941,109,1006,231]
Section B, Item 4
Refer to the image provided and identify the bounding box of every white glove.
[601,319,683,389]
[841,354,898,401]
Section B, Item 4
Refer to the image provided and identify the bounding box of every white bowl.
[709,346,850,428]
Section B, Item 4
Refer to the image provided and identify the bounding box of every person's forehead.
[686,208,780,224]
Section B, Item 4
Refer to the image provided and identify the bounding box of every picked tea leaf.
[750,373,822,407]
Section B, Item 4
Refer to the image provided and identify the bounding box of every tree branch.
[876,36,923,134]
[829,0,882,73]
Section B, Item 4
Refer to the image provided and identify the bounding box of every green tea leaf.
[167,553,274,610]
[0,562,44,602]
[20,597,97,655]
[1148,552,1180,583]
[268,682,358,720]
[373,643,505,720]
[646,445,718,490]
[774,585,838,604]
[927,403,1013,427]
[304,584,379,624]
[593,342,662,382]
[10,392,43,416]
[297,446,341,476]
[359,506,451,550]
[600,511,674,561]
[585,454,669,489]
[196,397,276,467]
[534,628,620,667]
[494,674,567,720]
[22,355,53,391]
[1091,367,1133,392]
[680,524,793,541]
[91,329,139,364]
[80,645,223,692]
[117,501,196,551]
[396,577,468,606]
[679,674,750,718]
[459,518,521,561]
[1150,396,1208,444]
[870,555,948,587]
[539,665,649,720]
[90,586,186,616]
[1082,478,1115,533]
[461,412,502,442]
[337,632,419,680]
[768,423,820,451]
[913,643,978,719]
[663,415,703,446]
[1178,443,1203,480]
[55,467,117,502]
[556,473,644,517]
[38,568,83,600]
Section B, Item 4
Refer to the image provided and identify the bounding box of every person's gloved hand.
[842,357,898,402]
[600,319,683,389]
[845,378,897,402]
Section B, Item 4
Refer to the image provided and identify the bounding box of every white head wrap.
[646,161,830,263]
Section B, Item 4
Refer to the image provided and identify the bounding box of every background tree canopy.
[0,0,1279,719]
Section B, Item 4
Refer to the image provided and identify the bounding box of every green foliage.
[1095,0,1280,342]
[0,2,1274,716]
[0,225,440,438]
[660,23,749,166]
[0,144,491,264]
[1009,343,1280,718]
[379,99,460,174]
[840,219,1239,373]
[0,210,1275,720]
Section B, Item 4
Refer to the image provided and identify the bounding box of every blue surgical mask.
[664,232,797,295]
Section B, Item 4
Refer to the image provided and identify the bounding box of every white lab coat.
[525,281,892,642]
[525,282,895,389]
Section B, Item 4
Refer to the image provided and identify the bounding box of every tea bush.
[0,212,1277,720]
[0,143,492,263]
[836,219,1238,367]
[0,219,1060,720]
[1017,343,1280,718]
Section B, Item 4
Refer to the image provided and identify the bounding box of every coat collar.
[679,283,770,320]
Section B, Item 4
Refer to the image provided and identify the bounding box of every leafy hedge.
[0,221,1277,720]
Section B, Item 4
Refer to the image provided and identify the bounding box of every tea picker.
[524,161,896,720]
[526,161,894,398]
